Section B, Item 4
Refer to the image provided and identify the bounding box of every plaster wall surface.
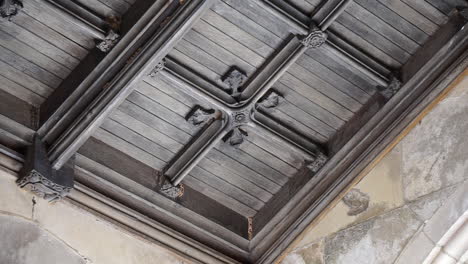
[282,73,468,264]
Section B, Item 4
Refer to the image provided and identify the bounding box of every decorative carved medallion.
[186,106,216,126]
[0,0,23,20]
[231,109,251,126]
[221,67,247,101]
[96,30,120,53]
[300,25,327,49]
[378,76,402,99]
[17,170,72,202]
[149,59,166,77]
[257,91,284,109]
[223,127,248,146]
[306,152,328,173]
[342,188,370,216]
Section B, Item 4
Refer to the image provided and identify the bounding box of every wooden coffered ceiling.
[0,0,467,263]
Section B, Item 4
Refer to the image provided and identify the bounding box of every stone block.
[0,214,85,264]
[409,185,458,221]
[0,168,34,219]
[394,228,435,264]
[323,207,422,264]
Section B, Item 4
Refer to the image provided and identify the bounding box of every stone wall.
[0,168,190,264]
[281,72,468,264]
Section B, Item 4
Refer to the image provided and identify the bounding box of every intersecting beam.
[260,0,392,86]
[46,0,214,171]
[160,0,356,187]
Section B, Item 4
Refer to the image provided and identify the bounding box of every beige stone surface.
[294,144,404,248]
[0,168,34,219]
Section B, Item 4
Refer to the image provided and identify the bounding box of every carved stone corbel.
[156,171,184,199]
[306,152,328,174]
[0,0,23,21]
[17,135,74,202]
[97,30,120,53]
[377,75,402,100]
[149,59,166,77]
[300,24,327,49]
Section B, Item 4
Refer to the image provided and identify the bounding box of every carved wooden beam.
[260,0,391,87]
[45,0,215,171]
[0,0,23,20]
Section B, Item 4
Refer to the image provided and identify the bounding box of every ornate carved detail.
[231,109,251,126]
[149,59,166,77]
[300,25,327,48]
[257,91,284,109]
[221,67,247,101]
[17,170,72,202]
[223,127,248,146]
[186,106,216,126]
[156,171,184,199]
[306,152,328,173]
[96,30,120,52]
[342,188,370,216]
[378,76,402,99]
[0,0,23,20]
[17,135,74,202]
[459,7,468,20]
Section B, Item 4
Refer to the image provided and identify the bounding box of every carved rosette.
[0,0,23,20]
[96,30,120,52]
[257,91,284,109]
[186,106,216,126]
[17,170,72,202]
[221,67,247,101]
[300,26,327,49]
[378,76,402,99]
[306,152,328,173]
[231,109,250,126]
[149,59,166,77]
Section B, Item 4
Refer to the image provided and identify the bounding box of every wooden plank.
[258,107,329,143]
[202,10,275,58]
[238,143,297,179]
[280,73,354,120]
[143,77,200,108]
[288,63,362,112]
[75,0,116,17]
[192,20,265,68]
[425,0,460,15]
[24,0,96,49]
[0,21,81,69]
[285,0,316,14]
[329,23,401,68]
[119,100,192,145]
[354,0,428,45]
[13,13,88,59]
[274,82,345,130]
[221,0,298,39]
[189,166,264,211]
[345,2,421,53]
[101,118,175,162]
[401,0,448,25]
[305,46,379,91]
[0,89,34,129]
[175,39,231,76]
[296,53,372,102]
[109,109,184,154]
[214,142,289,185]
[198,157,274,202]
[206,149,282,192]
[98,0,132,15]
[335,13,411,63]
[211,1,283,47]
[183,29,257,75]
[0,59,53,98]
[0,29,71,79]
[184,175,258,217]
[378,0,438,35]
[0,74,44,106]
[126,91,198,135]
[94,128,166,170]
[136,81,192,117]
[275,100,336,137]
